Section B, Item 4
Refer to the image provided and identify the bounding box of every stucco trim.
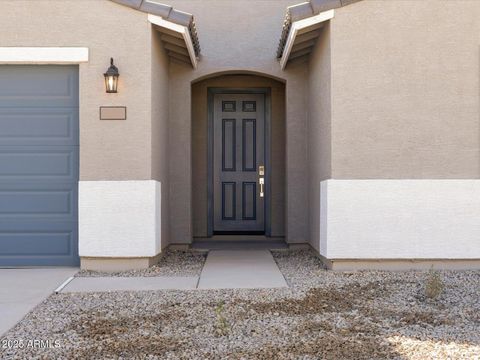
[80,254,163,271]
[318,179,480,260]
[319,255,480,271]
[79,180,162,258]
[0,47,89,64]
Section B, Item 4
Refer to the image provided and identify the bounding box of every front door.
[213,93,265,233]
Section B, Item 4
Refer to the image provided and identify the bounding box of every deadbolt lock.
[259,165,265,176]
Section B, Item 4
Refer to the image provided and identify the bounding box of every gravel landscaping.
[77,249,208,277]
[2,249,479,359]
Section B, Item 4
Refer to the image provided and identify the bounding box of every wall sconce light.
[104,58,119,93]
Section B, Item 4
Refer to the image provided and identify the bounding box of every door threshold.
[195,235,285,242]
[191,239,288,250]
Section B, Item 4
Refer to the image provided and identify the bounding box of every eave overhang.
[279,9,334,70]
[148,14,198,68]
[277,0,362,69]
[110,0,200,68]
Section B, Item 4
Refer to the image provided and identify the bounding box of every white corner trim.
[0,47,89,64]
[280,9,334,70]
[295,9,335,30]
[182,27,198,69]
[148,14,186,33]
[148,14,197,69]
[319,180,328,255]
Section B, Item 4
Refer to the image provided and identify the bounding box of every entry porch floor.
[1,250,479,359]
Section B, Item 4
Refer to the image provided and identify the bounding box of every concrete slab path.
[0,268,78,336]
[61,250,287,293]
[198,250,287,289]
[61,276,198,292]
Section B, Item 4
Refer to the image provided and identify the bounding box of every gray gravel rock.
[2,249,479,359]
[76,249,208,277]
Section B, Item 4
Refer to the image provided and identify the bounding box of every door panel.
[242,119,256,171]
[221,182,236,220]
[222,119,236,171]
[242,182,256,220]
[213,93,265,232]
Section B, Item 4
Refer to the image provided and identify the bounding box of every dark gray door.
[213,93,265,233]
[0,65,79,266]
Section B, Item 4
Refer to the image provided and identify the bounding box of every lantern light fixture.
[104,58,119,93]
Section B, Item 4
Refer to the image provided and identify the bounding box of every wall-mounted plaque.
[100,106,127,120]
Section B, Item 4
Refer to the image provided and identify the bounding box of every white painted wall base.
[318,180,480,259]
[79,180,162,257]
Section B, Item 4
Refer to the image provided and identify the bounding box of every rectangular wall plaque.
[100,106,127,120]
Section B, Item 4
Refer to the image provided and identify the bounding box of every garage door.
[0,66,79,266]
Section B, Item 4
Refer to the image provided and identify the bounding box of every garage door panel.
[0,231,72,255]
[0,256,78,267]
[0,65,79,266]
[0,185,77,219]
[0,108,78,146]
[0,66,78,108]
[0,146,78,182]
[0,221,78,266]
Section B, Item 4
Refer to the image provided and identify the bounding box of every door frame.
[207,87,272,237]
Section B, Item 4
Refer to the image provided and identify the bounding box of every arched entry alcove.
[191,73,286,241]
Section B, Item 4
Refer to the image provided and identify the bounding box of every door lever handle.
[259,165,265,198]
[259,177,264,198]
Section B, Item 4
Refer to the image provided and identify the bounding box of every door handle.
[259,166,265,198]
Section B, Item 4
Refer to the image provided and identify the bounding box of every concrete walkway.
[61,250,287,292]
[62,276,198,292]
[0,268,78,336]
[198,250,287,289]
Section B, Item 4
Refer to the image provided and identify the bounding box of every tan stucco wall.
[191,75,286,238]
[150,29,170,247]
[166,0,309,244]
[0,0,310,245]
[330,0,480,179]
[5,0,478,249]
[308,23,332,252]
[0,0,160,180]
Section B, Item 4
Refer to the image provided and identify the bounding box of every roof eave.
[148,14,198,69]
[279,9,335,70]
[277,0,362,67]
[109,0,200,59]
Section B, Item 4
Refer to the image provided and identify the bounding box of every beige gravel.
[1,249,479,359]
